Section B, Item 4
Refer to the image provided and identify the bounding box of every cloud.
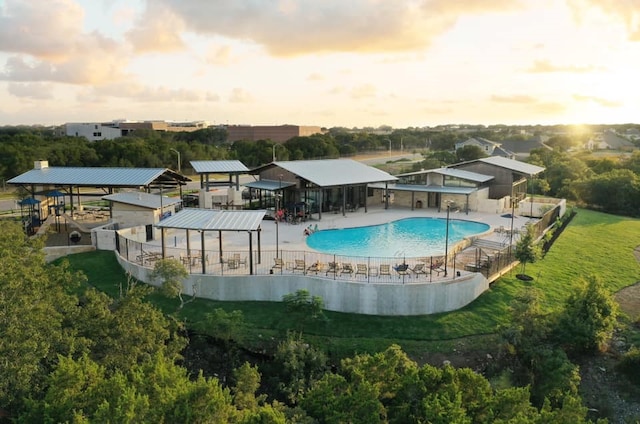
[142,0,523,56]
[229,87,253,103]
[526,59,600,73]
[491,94,538,104]
[7,82,54,99]
[569,0,640,41]
[0,0,128,84]
[572,94,621,107]
[205,45,235,66]
[81,82,215,103]
[125,5,185,53]
[350,84,377,99]
[307,73,324,81]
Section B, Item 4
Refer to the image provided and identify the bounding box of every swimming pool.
[306,217,490,258]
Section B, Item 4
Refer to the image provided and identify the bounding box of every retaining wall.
[117,254,489,316]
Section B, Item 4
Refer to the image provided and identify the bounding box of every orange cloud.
[142,0,524,56]
[126,6,185,53]
[527,59,600,73]
[0,0,128,84]
[569,0,640,41]
[572,94,621,107]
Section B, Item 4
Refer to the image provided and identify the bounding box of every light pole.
[169,148,181,172]
[444,202,450,277]
[275,175,282,257]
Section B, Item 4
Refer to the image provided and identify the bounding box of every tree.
[456,144,487,162]
[150,258,193,310]
[270,333,327,404]
[282,289,325,329]
[0,221,83,412]
[514,224,542,276]
[555,275,618,355]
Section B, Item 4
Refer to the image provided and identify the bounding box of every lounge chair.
[325,262,341,276]
[272,257,284,273]
[411,263,427,277]
[340,263,354,276]
[355,264,368,278]
[292,259,306,273]
[378,264,392,278]
[430,260,446,276]
[394,263,411,278]
[306,261,323,274]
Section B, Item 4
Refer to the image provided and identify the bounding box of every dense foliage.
[0,219,610,422]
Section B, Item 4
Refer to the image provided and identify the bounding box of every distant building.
[585,130,636,151]
[59,120,209,141]
[455,137,515,158]
[225,124,323,143]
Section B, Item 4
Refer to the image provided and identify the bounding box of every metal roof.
[369,182,478,195]
[396,167,494,183]
[155,208,266,231]
[272,159,397,187]
[476,156,545,176]
[8,167,187,187]
[244,179,296,191]
[103,192,182,209]
[190,160,250,174]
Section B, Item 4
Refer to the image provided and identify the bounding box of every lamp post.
[169,148,181,172]
[444,202,450,277]
[275,175,282,257]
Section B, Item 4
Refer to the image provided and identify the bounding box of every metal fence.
[115,233,491,284]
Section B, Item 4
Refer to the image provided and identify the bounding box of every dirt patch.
[615,245,640,318]
[616,282,640,319]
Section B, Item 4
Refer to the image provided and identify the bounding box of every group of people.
[303,224,319,236]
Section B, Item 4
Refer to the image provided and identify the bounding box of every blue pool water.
[306,217,490,258]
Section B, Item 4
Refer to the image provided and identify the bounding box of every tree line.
[2,126,639,217]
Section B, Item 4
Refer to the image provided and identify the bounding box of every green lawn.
[62,208,640,357]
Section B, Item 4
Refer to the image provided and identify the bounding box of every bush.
[555,275,618,355]
[616,346,640,386]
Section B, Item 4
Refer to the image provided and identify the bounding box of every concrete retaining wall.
[117,254,489,316]
[45,245,96,262]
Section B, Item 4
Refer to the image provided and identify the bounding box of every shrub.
[616,346,640,386]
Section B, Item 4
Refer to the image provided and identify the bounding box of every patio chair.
[378,264,392,278]
[325,261,341,276]
[233,253,247,268]
[306,261,323,274]
[292,259,306,273]
[355,263,368,278]
[272,257,284,273]
[227,259,238,270]
[430,260,446,276]
[411,263,427,277]
[393,263,411,278]
[340,263,354,276]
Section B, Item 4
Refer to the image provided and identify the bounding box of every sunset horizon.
[1,0,639,128]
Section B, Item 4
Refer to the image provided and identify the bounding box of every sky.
[1,0,639,128]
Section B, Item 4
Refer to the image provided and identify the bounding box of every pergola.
[154,208,266,274]
[190,160,250,191]
[7,162,190,232]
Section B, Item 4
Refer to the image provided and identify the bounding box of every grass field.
[63,208,640,358]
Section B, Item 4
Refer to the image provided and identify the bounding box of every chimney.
[34,160,49,170]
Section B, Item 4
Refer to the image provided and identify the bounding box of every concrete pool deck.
[117,204,533,315]
[154,203,533,255]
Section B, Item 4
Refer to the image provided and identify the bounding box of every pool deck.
[155,204,533,255]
